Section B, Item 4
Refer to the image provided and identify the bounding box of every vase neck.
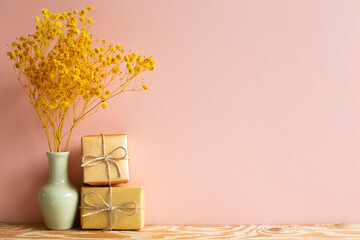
[47,152,70,183]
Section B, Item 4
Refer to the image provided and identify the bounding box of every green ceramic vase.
[38,152,79,230]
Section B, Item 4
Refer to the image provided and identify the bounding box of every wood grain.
[1,223,360,239]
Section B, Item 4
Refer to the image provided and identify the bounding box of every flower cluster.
[7,6,155,152]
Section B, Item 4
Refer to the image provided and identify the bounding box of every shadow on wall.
[68,146,83,190]
[68,146,83,226]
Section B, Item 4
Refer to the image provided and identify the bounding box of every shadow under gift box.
[80,186,145,230]
[82,134,129,186]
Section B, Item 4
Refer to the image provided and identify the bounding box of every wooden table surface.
[1,223,360,239]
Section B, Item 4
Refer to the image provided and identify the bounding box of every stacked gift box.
[80,134,145,230]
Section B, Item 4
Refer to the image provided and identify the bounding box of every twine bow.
[81,186,143,231]
[81,133,128,184]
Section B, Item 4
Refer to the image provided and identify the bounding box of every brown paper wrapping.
[80,186,145,230]
[82,134,129,186]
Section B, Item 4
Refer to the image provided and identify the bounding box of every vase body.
[38,152,79,230]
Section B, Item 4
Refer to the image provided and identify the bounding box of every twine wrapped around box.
[81,186,144,231]
[81,134,129,185]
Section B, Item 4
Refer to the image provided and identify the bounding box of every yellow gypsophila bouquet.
[7,6,155,152]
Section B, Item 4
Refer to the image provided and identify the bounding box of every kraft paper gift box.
[81,134,129,185]
[80,186,145,230]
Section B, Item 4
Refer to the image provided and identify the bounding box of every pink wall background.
[1,0,360,225]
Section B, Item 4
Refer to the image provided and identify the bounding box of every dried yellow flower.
[7,6,155,152]
[79,9,86,16]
